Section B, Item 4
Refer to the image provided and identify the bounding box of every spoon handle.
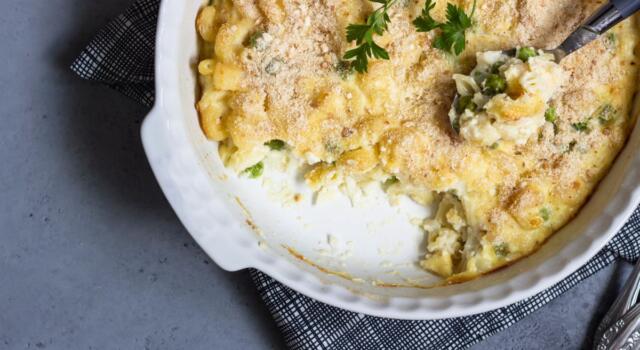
[613,0,640,17]
[558,0,640,56]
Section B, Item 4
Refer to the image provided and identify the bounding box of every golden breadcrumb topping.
[197,0,639,280]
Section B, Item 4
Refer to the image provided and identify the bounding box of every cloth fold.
[71,0,640,348]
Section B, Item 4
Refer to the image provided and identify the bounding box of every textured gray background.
[0,1,635,349]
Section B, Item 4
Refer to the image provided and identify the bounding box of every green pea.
[265,139,286,151]
[244,162,264,179]
[517,47,537,62]
[544,107,557,123]
[483,74,507,95]
[384,176,399,187]
[456,95,478,114]
[490,61,505,74]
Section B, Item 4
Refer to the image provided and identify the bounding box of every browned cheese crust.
[196,0,639,278]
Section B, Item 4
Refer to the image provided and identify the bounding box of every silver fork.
[594,260,640,350]
[604,303,640,350]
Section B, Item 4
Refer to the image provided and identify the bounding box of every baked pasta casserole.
[196,0,639,282]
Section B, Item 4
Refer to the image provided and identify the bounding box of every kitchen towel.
[71,0,640,349]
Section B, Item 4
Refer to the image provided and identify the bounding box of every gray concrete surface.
[0,1,634,349]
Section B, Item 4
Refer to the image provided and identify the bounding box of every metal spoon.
[595,260,640,350]
[450,0,640,132]
[545,0,640,63]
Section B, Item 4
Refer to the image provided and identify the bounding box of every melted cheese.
[196,0,640,281]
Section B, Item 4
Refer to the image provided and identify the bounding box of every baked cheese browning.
[197,0,640,280]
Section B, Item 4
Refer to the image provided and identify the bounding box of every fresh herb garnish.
[413,0,477,55]
[412,0,440,32]
[243,162,264,179]
[343,0,397,73]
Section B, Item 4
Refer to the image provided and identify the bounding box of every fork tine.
[594,259,640,349]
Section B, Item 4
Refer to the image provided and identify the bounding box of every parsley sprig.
[343,0,397,73]
[413,0,477,55]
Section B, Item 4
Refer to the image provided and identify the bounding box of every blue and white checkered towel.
[71,1,640,348]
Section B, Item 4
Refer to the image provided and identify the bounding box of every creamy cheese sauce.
[451,50,566,147]
[197,0,640,280]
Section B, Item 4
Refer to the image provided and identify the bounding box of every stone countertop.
[0,1,634,349]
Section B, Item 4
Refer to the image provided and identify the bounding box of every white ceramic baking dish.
[141,0,640,319]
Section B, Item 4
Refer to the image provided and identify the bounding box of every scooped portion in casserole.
[195,0,639,282]
[450,50,566,147]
